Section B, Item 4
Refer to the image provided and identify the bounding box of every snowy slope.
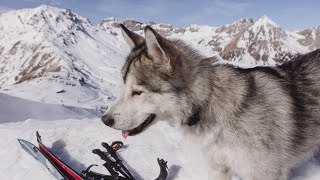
[0,92,99,123]
[0,5,128,110]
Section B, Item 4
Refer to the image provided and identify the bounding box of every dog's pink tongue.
[122,130,130,139]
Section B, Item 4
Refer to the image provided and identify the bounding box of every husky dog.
[101,24,320,180]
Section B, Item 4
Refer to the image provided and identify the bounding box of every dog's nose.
[101,115,114,127]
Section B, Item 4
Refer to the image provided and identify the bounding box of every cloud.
[205,0,249,16]
[23,0,66,6]
[0,6,14,14]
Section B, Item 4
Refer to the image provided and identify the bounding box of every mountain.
[209,15,309,65]
[0,5,129,110]
[297,26,320,50]
[99,15,319,66]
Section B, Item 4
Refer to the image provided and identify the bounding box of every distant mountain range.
[99,16,320,65]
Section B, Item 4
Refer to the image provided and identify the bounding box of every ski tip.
[17,139,25,144]
[17,139,22,145]
[17,139,29,146]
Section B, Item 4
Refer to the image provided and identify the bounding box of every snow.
[0,119,208,180]
[170,25,218,57]
[1,5,320,180]
[255,15,279,28]
[0,92,99,123]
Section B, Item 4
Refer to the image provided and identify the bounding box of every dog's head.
[102,25,201,138]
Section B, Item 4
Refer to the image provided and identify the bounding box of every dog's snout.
[101,115,114,127]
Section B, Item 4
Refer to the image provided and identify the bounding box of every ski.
[17,138,67,180]
[36,132,83,180]
[18,132,110,180]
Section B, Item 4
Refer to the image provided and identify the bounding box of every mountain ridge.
[99,14,318,65]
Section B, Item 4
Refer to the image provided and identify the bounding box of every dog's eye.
[132,91,143,96]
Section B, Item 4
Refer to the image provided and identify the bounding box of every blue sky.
[0,0,319,30]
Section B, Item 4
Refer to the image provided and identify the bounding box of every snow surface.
[0,119,208,180]
[0,92,99,123]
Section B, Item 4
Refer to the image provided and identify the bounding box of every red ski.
[36,132,83,180]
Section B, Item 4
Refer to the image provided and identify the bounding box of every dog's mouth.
[122,114,156,139]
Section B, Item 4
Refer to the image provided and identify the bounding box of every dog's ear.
[120,24,144,50]
[144,26,170,70]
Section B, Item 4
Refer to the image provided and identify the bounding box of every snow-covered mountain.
[297,26,320,50]
[0,5,129,110]
[99,15,319,66]
[209,16,308,65]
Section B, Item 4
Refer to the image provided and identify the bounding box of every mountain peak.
[36,4,50,9]
[31,4,62,14]
[255,15,279,27]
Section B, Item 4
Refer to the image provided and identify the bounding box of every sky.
[0,0,319,30]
